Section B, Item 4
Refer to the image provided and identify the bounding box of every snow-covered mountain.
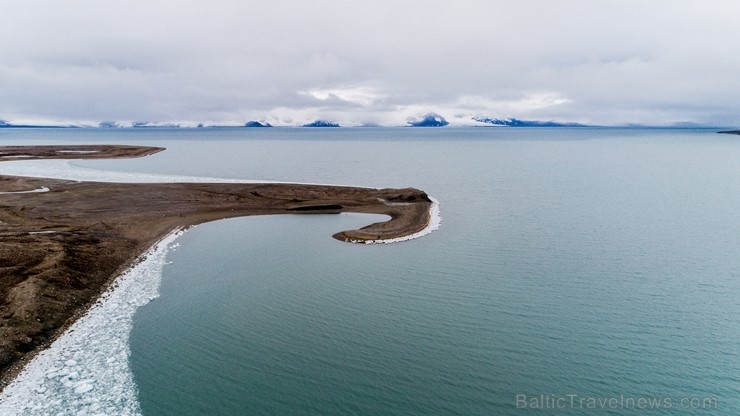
[406,113,449,127]
[244,121,272,127]
[302,120,340,127]
[472,116,587,127]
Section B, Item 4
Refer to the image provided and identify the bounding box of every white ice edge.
[347,196,441,244]
[0,229,185,416]
[0,186,49,195]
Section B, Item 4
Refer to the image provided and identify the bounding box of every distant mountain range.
[1,117,730,129]
[472,117,588,127]
[99,121,182,128]
[0,120,71,128]
[0,115,585,128]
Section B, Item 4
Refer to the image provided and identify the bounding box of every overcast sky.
[1,0,739,126]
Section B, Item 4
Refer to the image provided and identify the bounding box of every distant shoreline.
[0,145,435,388]
[718,130,740,135]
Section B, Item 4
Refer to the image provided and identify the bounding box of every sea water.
[0,127,738,415]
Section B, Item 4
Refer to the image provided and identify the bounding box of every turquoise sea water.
[2,127,739,414]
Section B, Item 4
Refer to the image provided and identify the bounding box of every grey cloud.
[1,0,739,126]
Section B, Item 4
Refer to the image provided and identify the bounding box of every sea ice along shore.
[0,230,183,416]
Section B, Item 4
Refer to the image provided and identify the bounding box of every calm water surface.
[2,128,738,415]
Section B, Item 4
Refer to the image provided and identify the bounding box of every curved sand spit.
[0,145,440,410]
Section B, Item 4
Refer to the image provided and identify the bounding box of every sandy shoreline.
[0,145,437,390]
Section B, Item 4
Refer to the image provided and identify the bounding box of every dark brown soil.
[0,145,432,388]
[0,144,165,161]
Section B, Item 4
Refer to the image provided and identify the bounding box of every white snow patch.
[0,186,49,195]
